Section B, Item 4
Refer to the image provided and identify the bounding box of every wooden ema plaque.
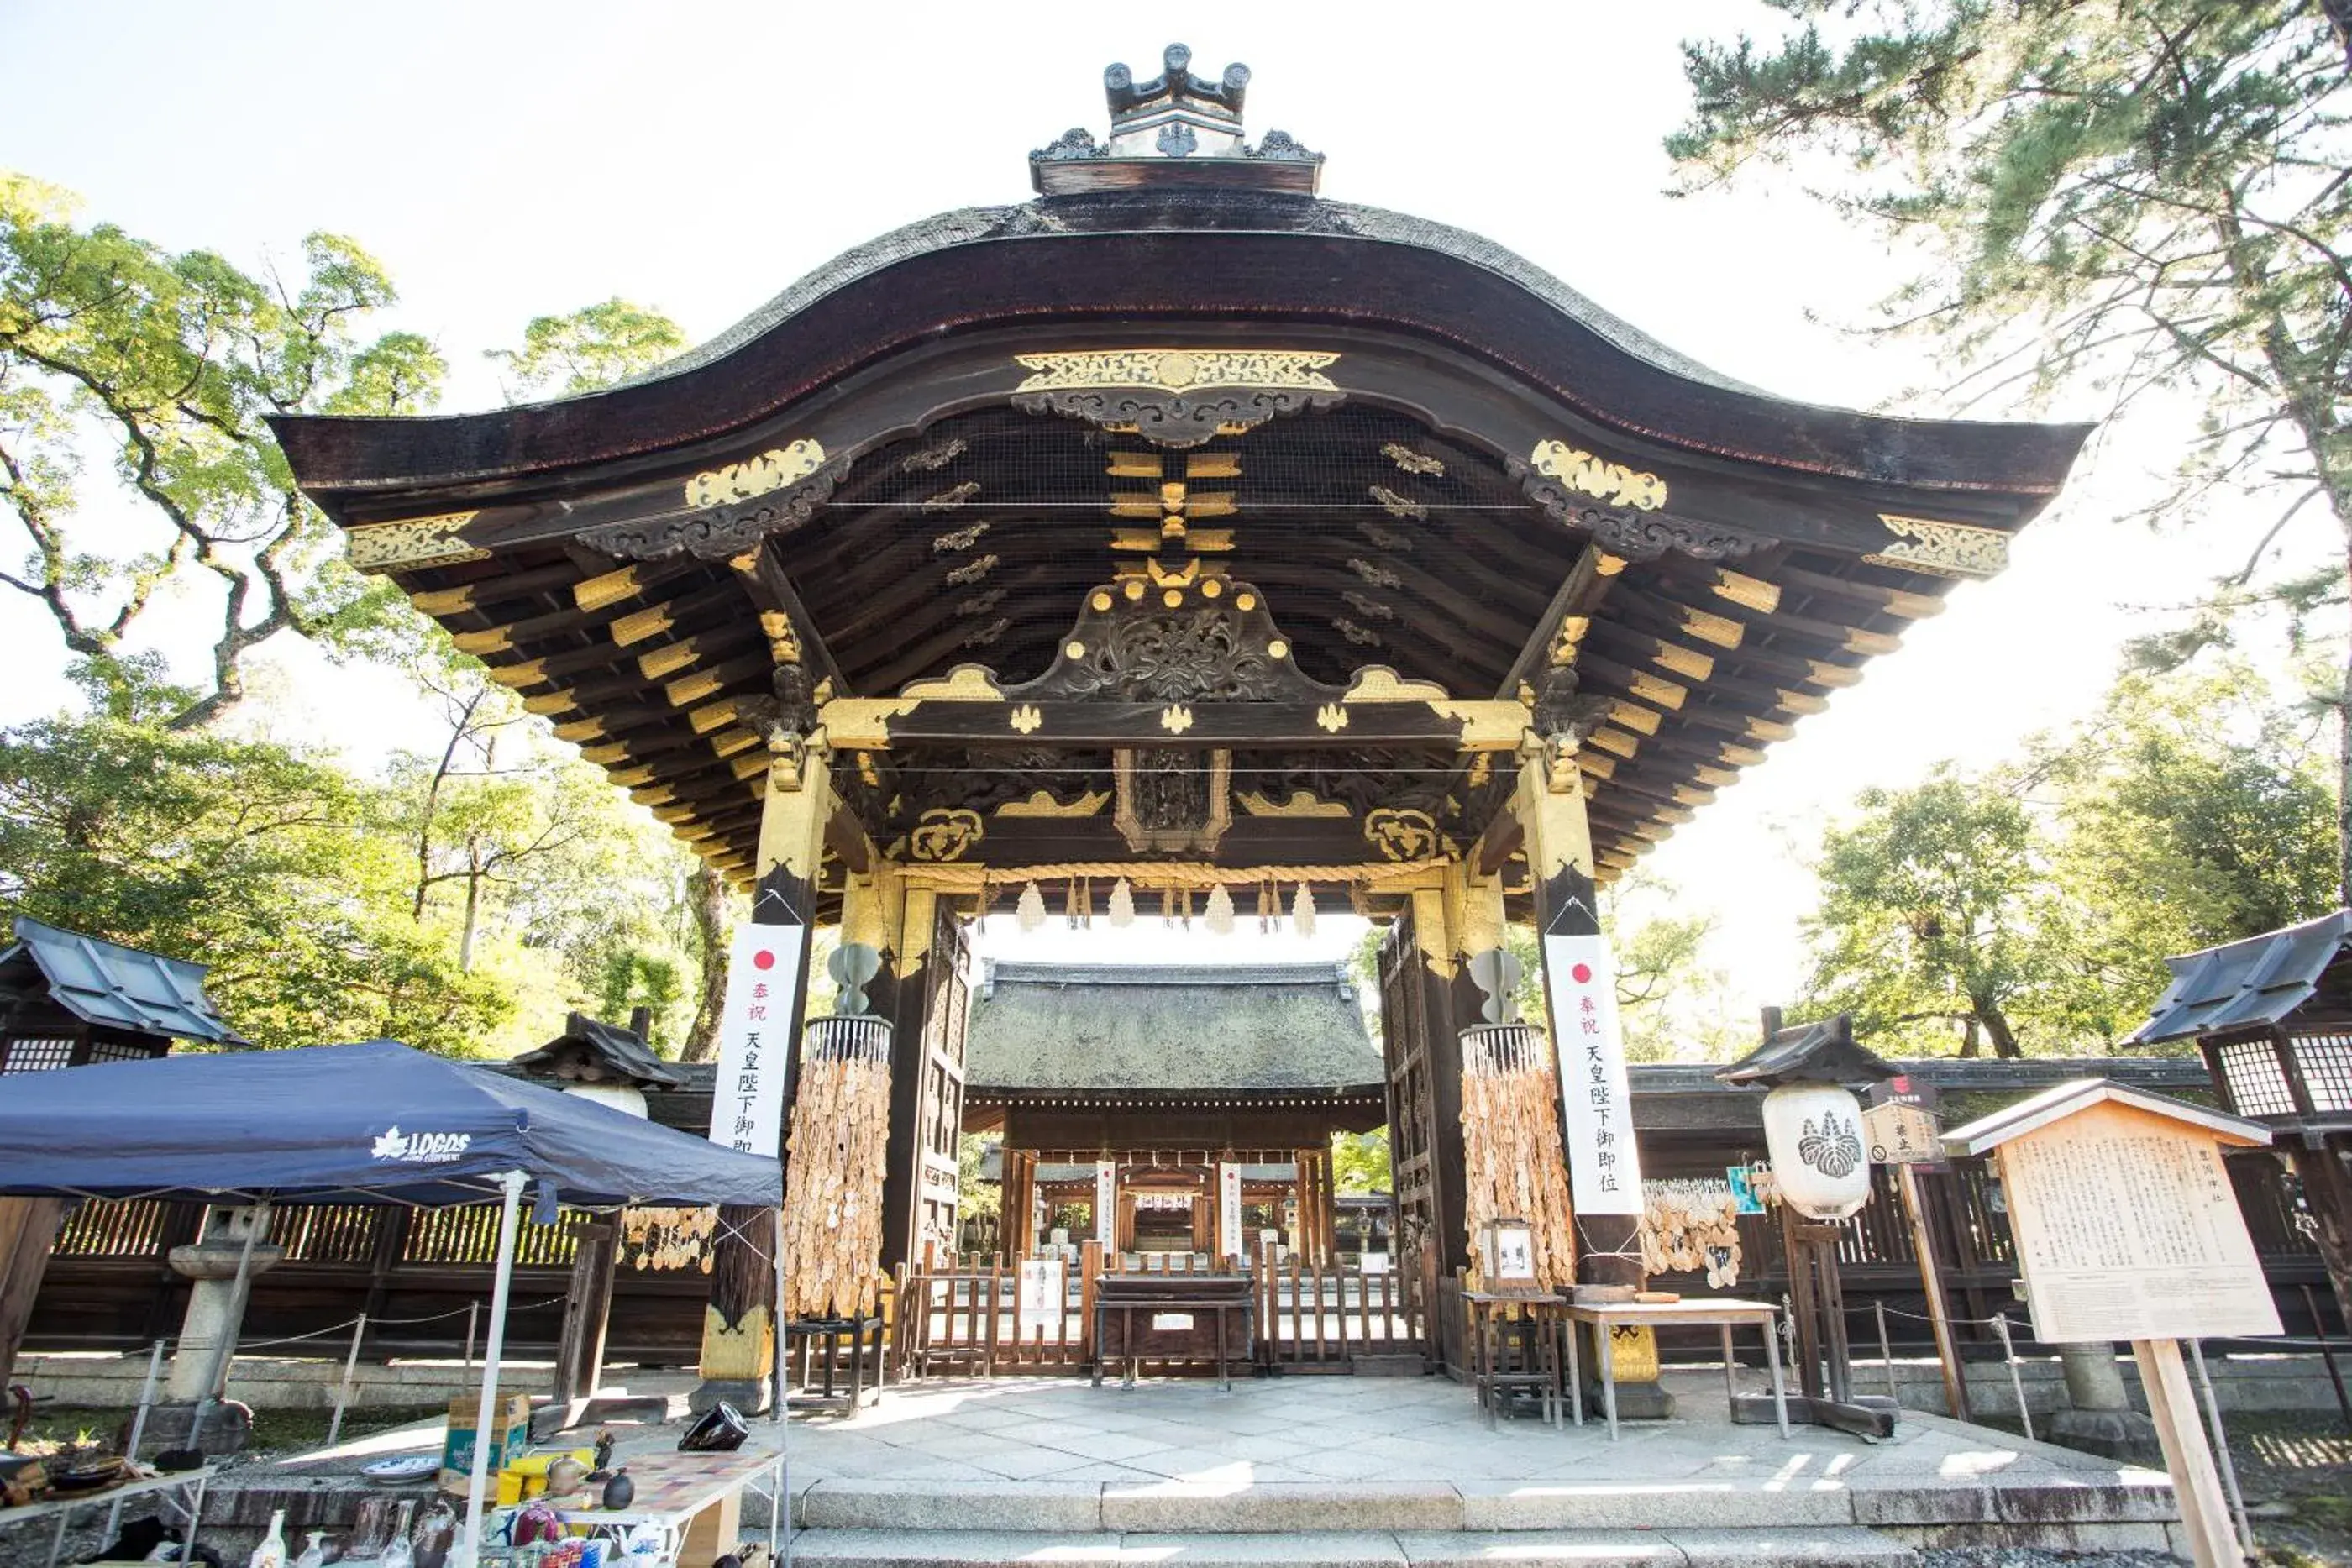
[1996,1099,2280,1344]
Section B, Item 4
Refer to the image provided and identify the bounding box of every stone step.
[788,1474,2178,1535]
[786,1527,1921,1568]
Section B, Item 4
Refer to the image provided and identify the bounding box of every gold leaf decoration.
[1013,349,1341,395]
[1529,439,1667,512]
[682,438,825,510]
[345,512,485,570]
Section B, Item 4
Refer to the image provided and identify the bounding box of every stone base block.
[2044,1407,2163,1465]
[134,1401,253,1457]
[687,1377,771,1416]
[1578,1378,1675,1422]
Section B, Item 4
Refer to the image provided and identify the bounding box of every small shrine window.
[2286,1030,2352,1113]
[2215,1039,2295,1117]
[0,1038,76,1073]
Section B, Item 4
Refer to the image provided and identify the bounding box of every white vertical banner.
[1017,1257,1064,1335]
[1095,1160,1117,1246]
[1217,1162,1243,1261]
[1541,932,1644,1214]
[707,922,809,1156]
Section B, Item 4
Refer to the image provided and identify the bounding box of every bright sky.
[3,2,2328,1029]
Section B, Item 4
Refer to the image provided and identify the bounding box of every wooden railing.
[1253,1241,1428,1369]
[29,1151,2338,1366]
[885,1243,1436,1380]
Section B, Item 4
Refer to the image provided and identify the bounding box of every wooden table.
[1,1465,214,1568]
[1092,1275,1252,1391]
[551,1446,785,1568]
[1462,1290,1566,1428]
[785,1314,884,1409]
[1562,1297,1789,1441]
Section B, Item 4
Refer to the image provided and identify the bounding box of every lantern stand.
[1715,1008,1899,1440]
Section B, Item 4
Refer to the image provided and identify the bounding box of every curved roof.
[271,189,2085,511]
[267,67,2095,898]
[965,961,1382,1094]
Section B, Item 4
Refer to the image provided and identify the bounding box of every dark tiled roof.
[2133,910,2352,1045]
[1716,1013,1896,1088]
[0,918,245,1045]
[509,1010,688,1088]
[968,962,1380,1093]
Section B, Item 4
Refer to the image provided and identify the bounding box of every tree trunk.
[459,842,482,973]
[1957,1016,1981,1058]
[1975,998,2023,1059]
[680,863,732,1063]
[2340,527,2352,908]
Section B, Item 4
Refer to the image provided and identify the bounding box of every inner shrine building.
[273,47,2088,1395]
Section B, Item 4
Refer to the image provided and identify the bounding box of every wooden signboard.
[1018,1258,1063,1335]
[1997,1099,2280,1344]
[1861,1101,1942,1167]
[1945,1079,2276,1568]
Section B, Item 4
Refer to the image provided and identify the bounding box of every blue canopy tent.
[0,1039,782,1564]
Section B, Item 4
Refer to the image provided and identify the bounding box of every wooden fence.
[25,1151,2338,1371]
[885,1244,1431,1379]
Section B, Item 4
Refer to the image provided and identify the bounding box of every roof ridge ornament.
[1032,43,1324,197]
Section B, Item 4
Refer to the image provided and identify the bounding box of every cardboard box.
[439,1392,532,1491]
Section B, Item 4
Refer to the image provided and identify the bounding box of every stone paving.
[769,1369,2158,1494]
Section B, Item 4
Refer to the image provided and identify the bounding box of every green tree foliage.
[1670,2,2352,894]
[2042,663,2337,1009]
[486,298,686,401]
[1803,663,2336,1054]
[0,713,509,1051]
[0,173,443,727]
[1804,772,2099,1057]
[0,179,721,1059]
[1330,1129,1392,1195]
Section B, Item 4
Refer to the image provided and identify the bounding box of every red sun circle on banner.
[752,950,777,971]
[1572,962,1593,983]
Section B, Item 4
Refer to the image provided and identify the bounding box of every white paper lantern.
[1761,1083,1872,1219]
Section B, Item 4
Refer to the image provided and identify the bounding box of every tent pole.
[186,1200,268,1452]
[770,1207,785,1423]
[459,1173,527,1568]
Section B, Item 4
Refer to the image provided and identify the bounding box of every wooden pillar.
[551,1219,618,1403]
[2287,1135,2352,1333]
[1316,1150,1338,1266]
[1509,739,1637,1287]
[693,742,832,1413]
[1407,897,1475,1278]
[0,1198,66,1388]
[862,868,927,1272]
[1005,1151,1036,1260]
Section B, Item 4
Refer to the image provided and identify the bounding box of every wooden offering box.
[1094,1273,1252,1389]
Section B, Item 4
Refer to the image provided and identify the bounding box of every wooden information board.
[1998,1099,2281,1343]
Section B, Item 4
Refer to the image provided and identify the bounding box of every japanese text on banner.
[706,922,807,1156]
[1541,933,1645,1214]
[1218,1162,1243,1260]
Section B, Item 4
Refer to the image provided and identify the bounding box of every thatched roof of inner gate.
[967,961,1380,1095]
